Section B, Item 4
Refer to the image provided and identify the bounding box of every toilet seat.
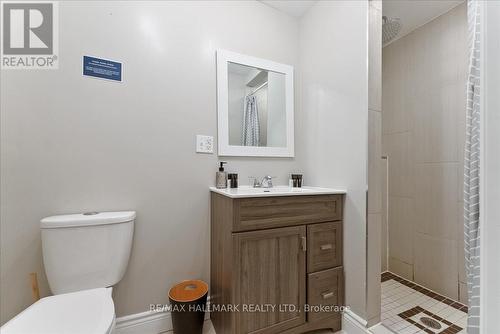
[1,287,115,334]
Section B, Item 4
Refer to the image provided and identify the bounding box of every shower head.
[382,16,402,45]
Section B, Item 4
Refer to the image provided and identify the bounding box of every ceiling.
[260,0,464,43]
[383,0,464,44]
[260,0,318,18]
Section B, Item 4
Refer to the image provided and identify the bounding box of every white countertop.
[209,186,347,198]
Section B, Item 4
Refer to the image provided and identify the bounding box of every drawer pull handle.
[320,244,333,250]
[301,237,307,251]
[321,291,335,299]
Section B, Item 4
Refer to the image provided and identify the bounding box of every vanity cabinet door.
[233,226,306,334]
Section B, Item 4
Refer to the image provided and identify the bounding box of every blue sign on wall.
[83,56,122,82]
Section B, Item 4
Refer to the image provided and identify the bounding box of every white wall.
[228,72,247,145]
[366,0,383,326]
[254,85,269,146]
[299,0,369,319]
[267,71,287,147]
[0,0,370,325]
[0,0,301,323]
[483,0,500,331]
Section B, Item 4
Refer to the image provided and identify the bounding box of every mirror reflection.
[227,62,287,147]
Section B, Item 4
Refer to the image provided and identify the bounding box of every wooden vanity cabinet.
[210,193,344,334]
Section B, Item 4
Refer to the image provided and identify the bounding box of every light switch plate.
[196,135,214,154]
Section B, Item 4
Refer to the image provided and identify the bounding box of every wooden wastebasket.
[168,280,208,334]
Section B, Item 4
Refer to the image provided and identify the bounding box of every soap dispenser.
[216,162,228,189]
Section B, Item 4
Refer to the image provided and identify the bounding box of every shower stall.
[379,2,471,333]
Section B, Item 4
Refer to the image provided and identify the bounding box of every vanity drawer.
[234,195,342,232]
[307,267,344,323]
[307,222,342,273]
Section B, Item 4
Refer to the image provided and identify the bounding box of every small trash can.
[168,279,208,334]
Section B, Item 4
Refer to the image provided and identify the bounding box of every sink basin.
[209,186,346,198]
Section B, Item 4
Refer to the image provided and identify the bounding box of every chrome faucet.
[250,176,274,188]
[261,176,274,188]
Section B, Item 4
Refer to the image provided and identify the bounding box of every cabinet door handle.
[320,243,333,250]
[321,291,334,299]
[301,237,307,251]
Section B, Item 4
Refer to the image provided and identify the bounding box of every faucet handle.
[261,176,274,188]
[248,176,260,187]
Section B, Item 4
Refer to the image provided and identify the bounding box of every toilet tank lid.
[41,211,136,229]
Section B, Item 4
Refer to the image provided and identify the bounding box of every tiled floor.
[381,272,468,334]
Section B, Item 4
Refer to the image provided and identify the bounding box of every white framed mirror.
[216,49,294,157]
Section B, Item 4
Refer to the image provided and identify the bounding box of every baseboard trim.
[114,310,172,334]
[116,303,375,334]
[115,298,211,334]
[342,309,370,334]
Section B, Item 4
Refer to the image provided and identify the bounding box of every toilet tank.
[41,211,135,295]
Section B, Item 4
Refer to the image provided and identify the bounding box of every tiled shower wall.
[381,2,467,303]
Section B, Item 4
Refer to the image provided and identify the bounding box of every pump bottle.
[216,162,228,189]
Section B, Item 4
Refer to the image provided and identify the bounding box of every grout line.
[381,274,468,333]
[414,161,461,165]
[382,130,411,136]
[381,272,468,311]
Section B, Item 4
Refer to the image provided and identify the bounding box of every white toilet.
[1,211,135,334]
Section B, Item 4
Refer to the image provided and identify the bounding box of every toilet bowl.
[1,211,135,334]
[1,288,115,334]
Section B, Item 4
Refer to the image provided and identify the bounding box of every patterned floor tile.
[381,272,468,334]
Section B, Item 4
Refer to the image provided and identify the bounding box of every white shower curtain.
[242,95,260,146]
[464,0,481,333]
